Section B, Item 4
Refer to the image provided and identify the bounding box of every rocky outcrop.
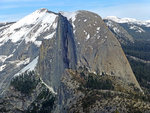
[0,71,55,113]
[56,69,150,113]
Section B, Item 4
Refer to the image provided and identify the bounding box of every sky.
[0,0,150,22]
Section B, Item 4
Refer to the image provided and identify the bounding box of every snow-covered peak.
[146,20,150,23]
[104,16,150,27]
[8,8,50,30]
[0,8,58,46]
[37,8,49,12]
[105,16,137,23]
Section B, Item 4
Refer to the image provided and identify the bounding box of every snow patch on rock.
[0,55,8,62]
[16,58,30,67]
[44,32,55,39]
[0,64,6,71]
[129,25,145,33]
[113,27,120,33]
[86,34,90,40]
[60,11,78,28]
[14,57,38,76]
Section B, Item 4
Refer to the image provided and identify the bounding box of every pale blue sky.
[0,0,150,22]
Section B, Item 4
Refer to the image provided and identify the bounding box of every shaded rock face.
[38,14,77,91]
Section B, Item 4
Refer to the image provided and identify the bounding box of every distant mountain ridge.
[104,16,150,27]
[104,16,150,41]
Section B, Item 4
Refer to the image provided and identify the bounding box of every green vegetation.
[77,69,115,111]
[127,58,150,91]
[85,73,114,90]
[82,91,100,111]
[77,66,114,90]
[113,109,120,113]
[121,40,150,93]
[10,71,56,113]
[122,40,150,61]
[68,67,150,112]
[10,71,40,95]
[27,88,55,113]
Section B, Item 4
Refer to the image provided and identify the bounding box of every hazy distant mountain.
[104,16,150,41]
[0,9,150,113]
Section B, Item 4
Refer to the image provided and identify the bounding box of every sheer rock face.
[38,10,142,93]
[38,14,77,91]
